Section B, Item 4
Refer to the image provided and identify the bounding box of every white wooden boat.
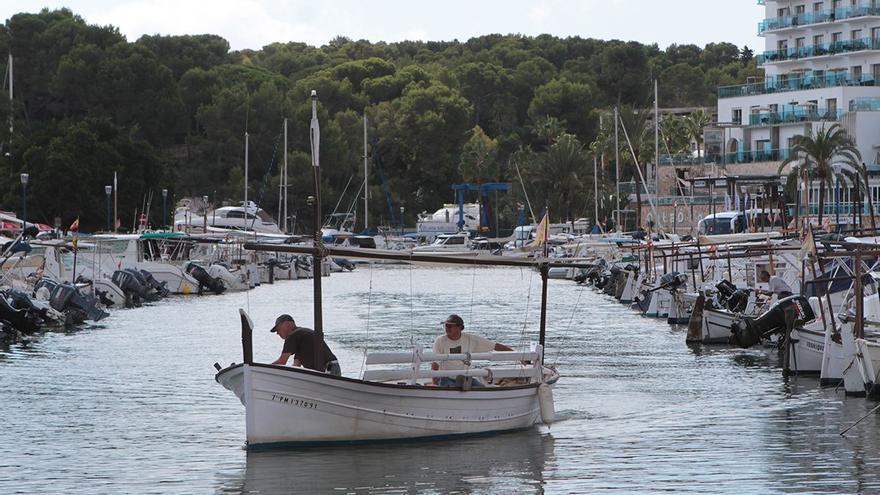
[216,311,557,447]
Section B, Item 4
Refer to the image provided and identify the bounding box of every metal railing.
[718,71,875,98]
[659,148,792,166]
[850,97,880,111]
[759,6,880,34]
[748,108,843,126]
[757,37,880,65]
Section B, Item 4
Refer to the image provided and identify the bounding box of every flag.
[310,91,320,168]
[69,217,79,232]
[529,212,550,248]
[798,227,817,261]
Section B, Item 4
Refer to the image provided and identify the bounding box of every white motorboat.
[175,200,283,235]
[411,233,477,255]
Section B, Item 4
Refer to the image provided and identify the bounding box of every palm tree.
[778,123,861,228]
[535,133,589,229]
[683,109,711,161]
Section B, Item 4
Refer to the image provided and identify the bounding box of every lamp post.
[105,185,112,231]
[399,206,405,237]
[20,173,28,236]
[162,189,168,230]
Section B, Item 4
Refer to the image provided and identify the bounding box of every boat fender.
[538,383,555,425]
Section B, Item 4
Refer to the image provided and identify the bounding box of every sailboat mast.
[614,106,620,230]
[244,131,249,213]
[310,90,325,352]
[7,53,12,135]
[363,110,368,231]
[283,118,288,233]
[654,80,659,203]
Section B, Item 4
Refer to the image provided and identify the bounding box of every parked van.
[697,209,785,235]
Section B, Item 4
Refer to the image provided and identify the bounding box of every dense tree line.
[0,8,760,232]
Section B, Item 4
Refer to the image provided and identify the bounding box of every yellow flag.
[529,212,550,248]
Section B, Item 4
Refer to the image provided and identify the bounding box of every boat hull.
[217,363,545,447]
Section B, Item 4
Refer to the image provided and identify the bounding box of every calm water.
[2,265,880,494]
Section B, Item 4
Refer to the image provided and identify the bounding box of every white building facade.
[719,0,880,167]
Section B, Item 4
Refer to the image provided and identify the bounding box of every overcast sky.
[3,1,765,52]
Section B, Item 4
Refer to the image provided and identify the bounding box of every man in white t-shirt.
[431,314,512,387]
[760,270,793,298]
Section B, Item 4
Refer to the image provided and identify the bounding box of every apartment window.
[732,108,742,124]
[796,37,806,50]
[852,29,863,40]
[873,27,880,39]
[827,98,838,115]
[778,40,789,51]
[833,32,843,43]
[814,34,825,45]
[853,65,863,80]
[770,103,779,112]
[814,1,824,12]
[778,7,791,16]
[796,5,806,14]
[873,63,880,81]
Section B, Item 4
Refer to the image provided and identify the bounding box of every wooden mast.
[309,90,325,368]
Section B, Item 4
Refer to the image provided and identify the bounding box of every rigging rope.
[552,278,587,367]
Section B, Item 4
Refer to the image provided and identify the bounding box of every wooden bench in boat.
[362,345,545,385]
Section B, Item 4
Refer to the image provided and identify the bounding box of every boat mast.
[283,117,288,233]
[614,106,620,231]
[654,80,659,203]
[244,131,249,214]
[363,110,368,231]
[309,90,325,362]
[7,53,11,135]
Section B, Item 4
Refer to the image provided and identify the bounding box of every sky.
[2,0,765,52]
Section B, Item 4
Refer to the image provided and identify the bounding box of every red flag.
[69,217,79,232]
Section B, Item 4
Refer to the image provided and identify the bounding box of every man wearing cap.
[270,314,341,376]
[431,314,512,386]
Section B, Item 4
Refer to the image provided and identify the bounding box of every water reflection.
[218,430,555,494]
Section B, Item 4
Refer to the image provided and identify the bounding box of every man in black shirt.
[270,314,341,376]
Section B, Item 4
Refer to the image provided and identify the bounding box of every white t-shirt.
[432,332,496,370]
[769,276,793,295]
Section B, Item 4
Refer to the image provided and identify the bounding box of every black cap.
[444,314,464,327]
[270,314,294,333]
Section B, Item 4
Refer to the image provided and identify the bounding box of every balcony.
[758,37,880,65]
[659,148,792,166]
[718,71,875,98]
[748,107,843,126]
[758,6,880,35]
[850,97,880,111]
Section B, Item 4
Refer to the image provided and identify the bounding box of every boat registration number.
[270,393,318,409]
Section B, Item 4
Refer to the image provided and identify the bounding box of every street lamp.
[399,206,405,236]
[162,189,168,230]
[105,185,113,231]
[20,173,28,237]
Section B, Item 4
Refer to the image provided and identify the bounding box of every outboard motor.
[49,284,109,324]
[112,270,150,306]
[658,272,688,291]
[715,280,749,313]
[185,262,226,294]
[730,295,816,348]
[138,269,170,298]
[0,292,41,334]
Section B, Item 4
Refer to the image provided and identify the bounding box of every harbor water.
[3,265,880,494]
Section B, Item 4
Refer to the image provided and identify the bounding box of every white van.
[697,209,785,235]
